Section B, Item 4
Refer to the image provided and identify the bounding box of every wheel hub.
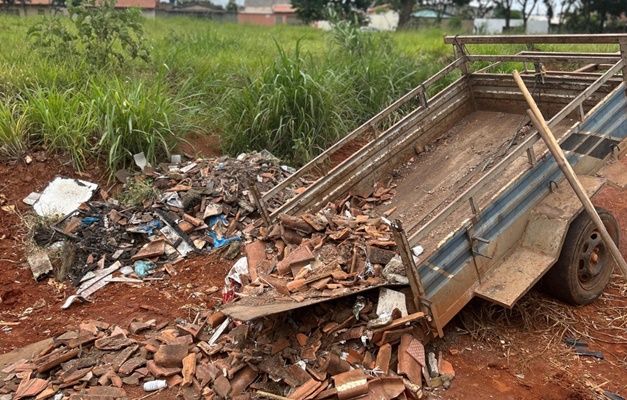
[578,230,605,287]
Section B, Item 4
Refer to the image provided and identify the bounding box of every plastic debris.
[81,217,100,228]
[134,260,158,278]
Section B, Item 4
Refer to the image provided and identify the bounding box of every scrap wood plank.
[0,338,53,372]
[222,283,404,321]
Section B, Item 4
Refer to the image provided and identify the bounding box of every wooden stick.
[513,70,627,279]
[256,391,291,400]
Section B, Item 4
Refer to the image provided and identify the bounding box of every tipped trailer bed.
[224,34,627,337]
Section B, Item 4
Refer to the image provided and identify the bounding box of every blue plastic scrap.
[207,215,229,228]
[205,231,240,249]
[81,217,100,228]
[134,260,157,278]
[136,220,163,236]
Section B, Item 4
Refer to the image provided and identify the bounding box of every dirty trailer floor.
[1,154,626,399]
[379,110,575,249]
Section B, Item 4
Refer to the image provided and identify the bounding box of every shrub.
[28,0,150,69]
[91,75,199,173]
[25,86,97,170]
[220,43,347,165]
[0,99,29,161]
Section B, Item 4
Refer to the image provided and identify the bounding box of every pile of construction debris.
[10,150,459,399]
[0,289,455,400]
[220,180,409,311]
[24,152,306,299]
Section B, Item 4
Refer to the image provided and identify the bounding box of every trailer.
[223,34,627,340]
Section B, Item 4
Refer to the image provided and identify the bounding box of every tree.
[516,0,538,29]
[543,0,555,32]
[561,0,626,33]
[291,0,325,23]
[292,0,369,25]
[29,0,149,68]
[420,0,472,21]
[472,0,493,18]
[493,0,514,30]
[592,0,627,32]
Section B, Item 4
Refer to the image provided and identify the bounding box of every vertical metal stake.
[526,147,536,166]
[391,220,425,311]
[579,104,585,121]
[249,181,271,227]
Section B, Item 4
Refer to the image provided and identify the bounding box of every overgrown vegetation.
[0,13,457,174]
[220,20,440,165]
[29,0,150,69]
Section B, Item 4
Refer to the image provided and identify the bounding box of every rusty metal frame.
[261,57,464,208]
[254,34,627,330]
[408,59,625,245]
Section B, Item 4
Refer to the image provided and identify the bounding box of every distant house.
[115,0,159,17]
[238,0,297,26]
[409,7,473,31]
[474,15,549,34]
[160,1,237,21]
[9,0,159,18]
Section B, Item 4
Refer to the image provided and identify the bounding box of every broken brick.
[208,312,227,329]
[166,374,184,387]
[213,375,231,399]
[230,366,258,396]
[332,370,368,400]
[397,334,423,388]
[118,357,146,375]
[276,245,314,276]
[375,344,392,375]
[146,360,182,378]
[181,353,196,387]
[86,386,126,397]
[288,378,321,400]
[154,343,188,368]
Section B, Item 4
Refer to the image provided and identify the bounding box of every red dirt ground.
[1,153,626,399]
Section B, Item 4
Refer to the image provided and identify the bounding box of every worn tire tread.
[542,207,619,305]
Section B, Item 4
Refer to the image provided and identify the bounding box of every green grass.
[2,14,618,173]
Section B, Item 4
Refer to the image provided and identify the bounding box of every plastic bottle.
[143,380,167,391]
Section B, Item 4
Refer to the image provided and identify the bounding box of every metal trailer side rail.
[260,58,464,208]
[421,81,627,328]
[442,34,627,45]
[408,60,625,245]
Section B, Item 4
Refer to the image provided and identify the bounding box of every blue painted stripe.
[420,86,626,298]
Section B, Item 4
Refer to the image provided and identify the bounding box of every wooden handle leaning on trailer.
[512,70,627,279]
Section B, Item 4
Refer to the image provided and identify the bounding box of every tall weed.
[25,87,97,170]
[91,75,199,173]
[220,43,346,165]
[0,99,30,161]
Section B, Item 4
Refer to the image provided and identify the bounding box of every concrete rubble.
[8,151,458,399]
[25,151,306,295]
[0,289,455,400]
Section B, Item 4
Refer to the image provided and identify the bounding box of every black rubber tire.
[542,207,619,306]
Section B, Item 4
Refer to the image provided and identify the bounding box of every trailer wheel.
[543,207,619,305]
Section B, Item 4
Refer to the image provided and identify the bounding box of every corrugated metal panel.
[421,86,627,298]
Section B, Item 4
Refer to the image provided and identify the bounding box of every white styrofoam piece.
[33,177,98,217]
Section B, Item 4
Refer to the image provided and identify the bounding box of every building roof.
[115,0,158,9]
[28,0,157,7]
[243,0,283,8]
[272,4,294,13]
[411,8,453,19]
